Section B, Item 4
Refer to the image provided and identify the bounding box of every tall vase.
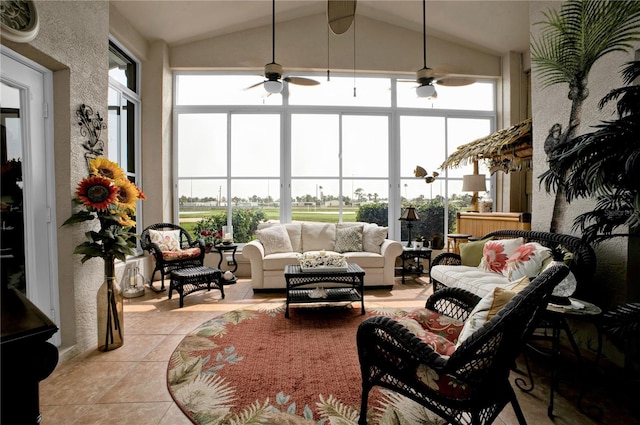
[97,257,124,351]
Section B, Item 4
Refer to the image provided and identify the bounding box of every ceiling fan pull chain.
[327,20,331,81]
[353,14,356,97]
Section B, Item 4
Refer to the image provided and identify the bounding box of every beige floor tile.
[99,362,173,403]
[158,403,196,425]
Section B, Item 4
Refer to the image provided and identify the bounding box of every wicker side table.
[169,266,224,308]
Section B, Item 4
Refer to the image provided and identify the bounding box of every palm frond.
[602,303,640,352]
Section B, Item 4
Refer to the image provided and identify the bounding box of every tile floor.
[40,277,632,425]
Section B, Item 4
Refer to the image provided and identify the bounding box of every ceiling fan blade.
[244,81,265,90]
[435,77,476,87]
[284,76,320,86]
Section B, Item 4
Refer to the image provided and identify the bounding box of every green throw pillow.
[459,237,493,267]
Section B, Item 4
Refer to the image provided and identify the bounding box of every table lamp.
[462,174,486,212]
[399,206,419,247]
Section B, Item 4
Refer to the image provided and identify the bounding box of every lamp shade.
[462,174,487,192]
[399,206,419,221]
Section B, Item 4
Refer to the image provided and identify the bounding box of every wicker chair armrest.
[190,238,205,250]
[358,315,448,370]
[425,287,482,321]
[431,252,462,267]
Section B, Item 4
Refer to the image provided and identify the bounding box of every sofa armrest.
[243,240,266,288]
[380,239,403,260]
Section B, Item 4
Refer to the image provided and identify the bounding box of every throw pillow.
[504,242,552,280]
[456,276,530,346]
[256,225,293,255]
[334,225,364,253]
[149,229,181,251]
[459,237,493,267]
[362,223,388,254]
[478,237,524,274]
[301,222,337,252]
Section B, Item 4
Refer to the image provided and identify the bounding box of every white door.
[1,48,60,345]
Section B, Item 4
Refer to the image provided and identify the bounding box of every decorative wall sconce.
[76,104,106,171]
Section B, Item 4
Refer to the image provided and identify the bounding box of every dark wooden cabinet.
[1,288,59,424]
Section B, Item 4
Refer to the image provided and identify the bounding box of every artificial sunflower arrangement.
[63,157,146,263]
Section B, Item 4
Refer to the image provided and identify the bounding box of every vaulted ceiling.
[111,1,531,56]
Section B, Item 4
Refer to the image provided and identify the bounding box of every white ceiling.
[111,0,531,55]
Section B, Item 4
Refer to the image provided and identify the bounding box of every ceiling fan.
[413,0,475,98]
[246,0,320,94]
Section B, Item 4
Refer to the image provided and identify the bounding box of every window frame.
[173,71,496,242]
[108,37,143,252]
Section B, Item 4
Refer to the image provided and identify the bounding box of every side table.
[214,243,238,284]
[446,233,470,254]
[516,298,603,418]
[398,247,432,284]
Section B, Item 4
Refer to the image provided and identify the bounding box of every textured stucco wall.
[529,1,638,308]
[2,0,110,360]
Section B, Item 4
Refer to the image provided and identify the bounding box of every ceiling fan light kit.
[416,0,437,99]
[264,79,283,94]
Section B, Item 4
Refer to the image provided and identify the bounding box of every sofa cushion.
[456,276,530,345]
[334,225,364,253]
[459,237,492,267]
[362,223,388,254]
[263,252,302,271]
[301,222,336,252]
[342,251,384,268]
[478,237,524,274]
[258,222,302,252]
[256,225,293,255]
[505,242,552,280]
[430,265,511,298]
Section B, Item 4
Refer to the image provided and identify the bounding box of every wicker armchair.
[140,223,205,291]
[357,264,570,425]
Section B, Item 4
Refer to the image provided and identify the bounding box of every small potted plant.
[414,234,425,249]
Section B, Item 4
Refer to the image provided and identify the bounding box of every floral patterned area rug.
[167,302,446,425]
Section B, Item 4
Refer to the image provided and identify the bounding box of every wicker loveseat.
[430,229,596,300]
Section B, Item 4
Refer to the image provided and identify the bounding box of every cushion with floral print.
[395,308,464,356]
[478,237,524,274]
[161,247,201,261]
[149,229,181,251]
[504,242,552,280]
[456,276,530,346]
[415,364,471,399]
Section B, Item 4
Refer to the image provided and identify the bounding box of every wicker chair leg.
[359,384,370,425]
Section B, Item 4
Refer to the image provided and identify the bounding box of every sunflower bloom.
[89,157,125,181]
[114,211,136,227]
[114,178,139,210]
[76,176,117,211]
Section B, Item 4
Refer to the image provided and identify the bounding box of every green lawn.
[179,206,358,235]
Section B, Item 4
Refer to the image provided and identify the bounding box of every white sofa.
[243,222,403,290]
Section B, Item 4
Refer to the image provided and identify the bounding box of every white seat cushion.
[430,265,511,298]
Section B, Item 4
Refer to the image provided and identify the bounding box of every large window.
[174,74,495,243]
[108,39,142,244]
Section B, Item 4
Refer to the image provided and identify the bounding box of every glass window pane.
[397,81,494,111]
[289,76,391,107]
[446,118,491,177]
[291,179,340,222]
[344,179,390,226]
[178,114,227,177]
[109,42,137,92]
[231,180,278,242]
[291,114,339,177]
[400,116,446,178]
[343,115,388,178]
[176,75,282,106]
[231,114,280,177]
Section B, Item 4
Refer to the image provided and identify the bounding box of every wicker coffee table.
[283,263,365,318]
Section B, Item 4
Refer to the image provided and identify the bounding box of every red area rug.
[167,302,444,425]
